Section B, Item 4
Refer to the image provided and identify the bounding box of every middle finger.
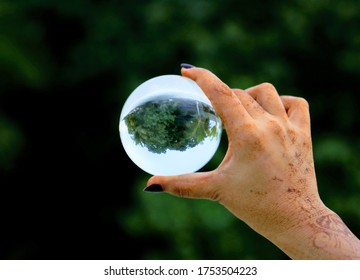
[245,83,287,119]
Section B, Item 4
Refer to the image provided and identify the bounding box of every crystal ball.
[119,75,223,176]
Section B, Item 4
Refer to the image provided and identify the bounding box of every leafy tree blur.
[0,0,359,259]
[124,98,220,153]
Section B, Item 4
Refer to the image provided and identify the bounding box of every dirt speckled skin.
[146,66,360,260]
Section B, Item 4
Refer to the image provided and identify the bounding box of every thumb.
[145,171,220,201]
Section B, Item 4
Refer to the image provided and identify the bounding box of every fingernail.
[180,63,195,69]
[144,184,163,192]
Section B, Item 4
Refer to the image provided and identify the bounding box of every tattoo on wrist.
[315,214,353,236]
[311,213,360,258]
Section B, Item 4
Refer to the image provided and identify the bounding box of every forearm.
[271,208,360,259]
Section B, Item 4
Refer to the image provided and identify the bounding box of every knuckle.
[239,123,266,149]
[267,118,284,132]
[266,119,287,145]
[214,80,232,96]
[239,122,261,140]
[259,82,277,93]
[295,97,309,109]
[172,186,191,198]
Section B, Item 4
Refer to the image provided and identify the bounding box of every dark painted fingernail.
[180,63,195,69]
[144,184,163,192]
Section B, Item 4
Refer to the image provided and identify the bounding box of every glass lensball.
[119,75,223,176]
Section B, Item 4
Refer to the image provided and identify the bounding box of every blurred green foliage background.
[0,0,359,259]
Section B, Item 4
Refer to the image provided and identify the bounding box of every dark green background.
[0,0,359,259]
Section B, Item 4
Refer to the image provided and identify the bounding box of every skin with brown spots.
[146,66,360,259]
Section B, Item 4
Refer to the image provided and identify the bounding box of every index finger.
[181,66,253,139]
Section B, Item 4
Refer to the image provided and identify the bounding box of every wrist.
[253,187,327,239]
[269,206,360,259]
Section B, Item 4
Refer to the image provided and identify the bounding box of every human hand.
[145,65,360,259]
[146,65,321,233]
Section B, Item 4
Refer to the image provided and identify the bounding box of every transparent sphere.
[119,75,223,176]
